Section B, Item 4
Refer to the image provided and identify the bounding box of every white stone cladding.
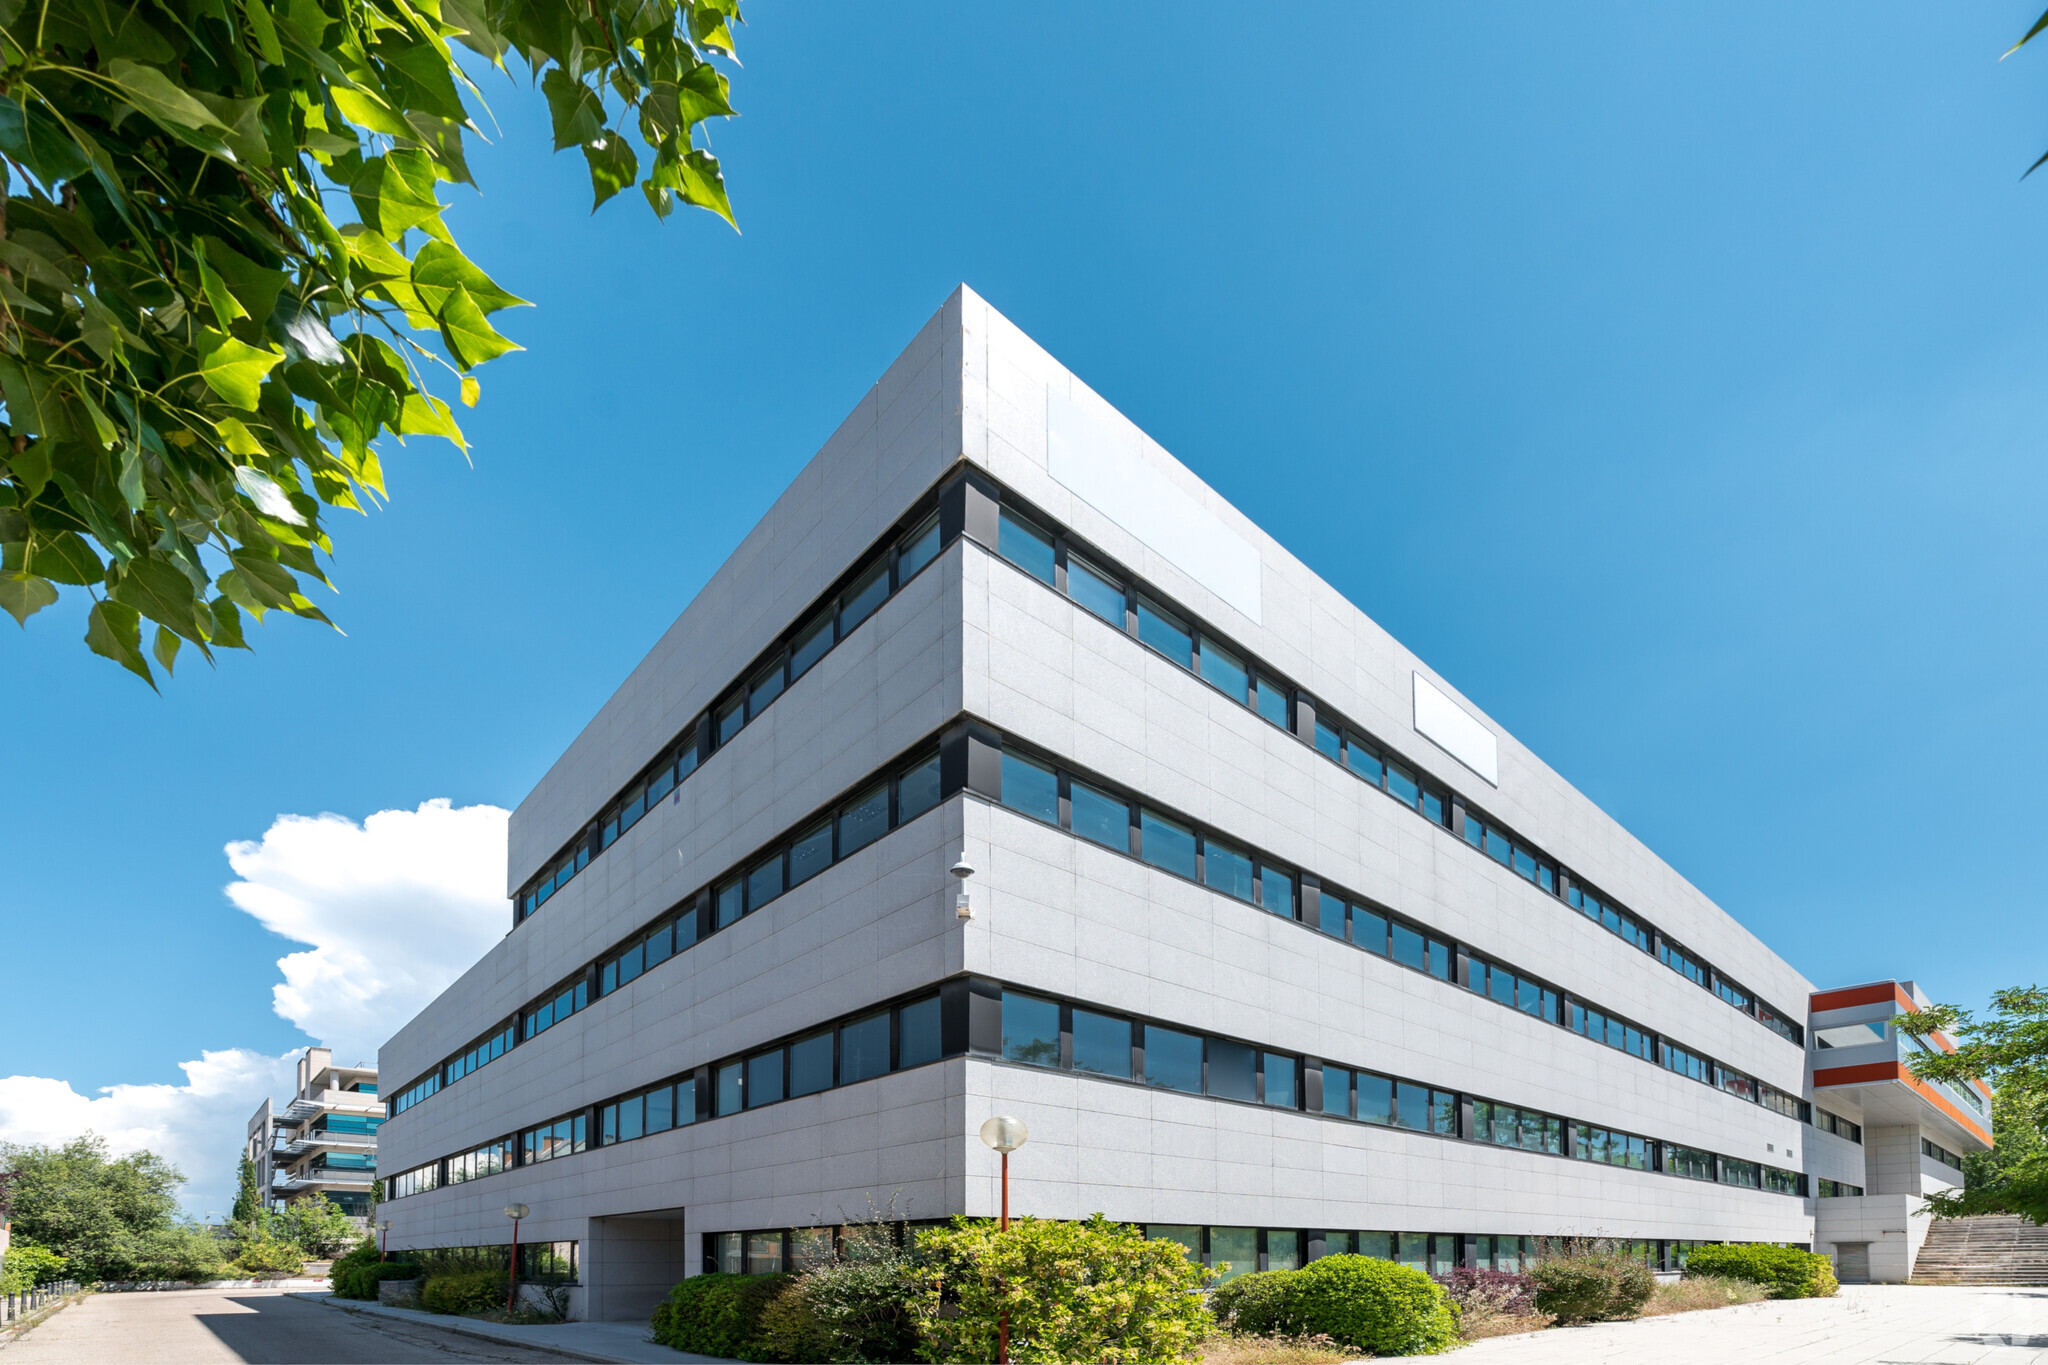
[379,286,1923,1317]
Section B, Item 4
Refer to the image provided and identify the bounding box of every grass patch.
[1199,1331,1361,1364]
[1461,1311,1555,1340]
[1641,1274,1771,1316]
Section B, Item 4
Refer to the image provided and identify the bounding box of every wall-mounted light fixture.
[951,854,976,920]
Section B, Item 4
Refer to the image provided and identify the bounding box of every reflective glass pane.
[747,1049,784,1107]
[1395,1080,1428,1131]
[897,756,942,821]
[1266,1231,1301,1272]
[716,1062,743,1116]
[840,1011,891,1083]
[897,514,942,580]
[1257,866,1294,918]
[1072,1009,1131,1078]
[1210,1227,1258,1283]
[789,608,835,680]
[1386,761,1419,807]
[1355,907,1390,954]
[1002,992,1061,1067]
[997,511,1055,584]
[1392,922,1425,970]
[838,784,890,855]
[1208,1038,1257,1102]
[1140,809,1197,879]
[899,996,942,1068]
[1345,737,1384,786]
[1144,1026,1203,1093]
[1198,637,1249,702]
[1318,890,1346,938]
[676,1077,697,1125]
[1263,1053,1296,1108]
[840,559,890,630]
[1000,751,1059,824]
[1148,1226,1203,1260]
[1314,720,1341,759]
[646,1085,674,1133]
[1203,840,1255,902]
[1070,781,1130,851]
[746,854,784,909]
[748,657,785,717]
[789,821,833,886]
[1068,558,1125,624]
[1136,597,1194,668]
[789,1032,833,1097]
[1255,678,1289,729]
[715,879,743,929]
[619,1094,644,1140]
[747,1234,784,1274]
[716,695,745,746]
[1321,1066,1352,1116]
[1357,1073,1394,1125]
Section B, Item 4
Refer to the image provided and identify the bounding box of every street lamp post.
[504,1205,530,1313]
[978,1117,1028,1365]
[377,1219,392,1262]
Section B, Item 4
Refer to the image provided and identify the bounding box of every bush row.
[1683,1244,1838,1299]
[1210,1255,1460,1356]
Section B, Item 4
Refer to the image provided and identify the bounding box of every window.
[1257,865,1294,918]
[1817,1110,1863,1144]
[1664,1144,1714,1180]
[1264,1059,1297,1109]
[1716,1065,1757,1102]
[1392,922,1426,971]
[840,1011,892,1083]
[716,1062,743,1116]
[1345,735,1384,787]
[897,754,942,821]
[1922,1138,1964,1171]
[1314,720,1341,760]
[789,821,832,885]
[1322,1067,1353,1117]
[747,656,786,719]
[900,996,942,1068]
[715,878,743,929]
[1072,1009,1131,1077]
[1317,889,1347,938]
[746,854,784,910]
[1357,1072,1394,1125]
[838,784,890,855]
[1394,1080,1429,1132]
[1070,780,1129,850]
[1819,1178,1865,1197]
[1210,1227,1258,1283]
[1001,751,1059,825]
[1067,557,1125,625]
[1209,1039,1257,1102]
[1199,637,1249,703]
[1354,907,1390,955]
[1140,809,1198,879]
[997,510,1055,584]
[1814,1021,1889,1050]
[1659,940,1707,988]
[1136,596,1194,668]
[897,513,942,581]
[1148,1226,1203,1260]
[1663,1041,1710,1084]
[1203,839,1255,903]
[839,558,890,631]
[789,608,834,681]
[1002,993,1061,1067]
[1760,1085,1807,1121]
[1576,1125,1650,1171]
[1719,1158,1760,1189]
[1254,676,1289,729]
[1385,761,1420,809]
[1144,1025,1203,1093]
[715,693,745,746]
[746,1050,784,1108]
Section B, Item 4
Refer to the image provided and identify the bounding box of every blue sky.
[4,4,2044,1203]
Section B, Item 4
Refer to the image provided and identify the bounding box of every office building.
[247,1047,383,1222]
[375,288,1991,1318]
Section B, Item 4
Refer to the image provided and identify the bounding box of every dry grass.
[1198,1331,1363,1364]
[1460,1310,1555,1340]
[1640,1274,1770,1317]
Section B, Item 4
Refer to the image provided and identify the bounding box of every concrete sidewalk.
[1459,1284,2048,1364]
[298,1293,733,1364]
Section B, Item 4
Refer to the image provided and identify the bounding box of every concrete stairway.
[1911,1216,2048,1285]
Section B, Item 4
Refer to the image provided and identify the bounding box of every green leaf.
[673,148,736,228]
[196,246,250,327]
[383,37,471,121]
[153,623,182,675]
[398,392,465,449]
[674,60,736,125]
[201,236,291,325]
[400,111,474,185]
[437,284,523,369]
[85,599,155,687]
[102,59,236,158]
[350,150,444,240]
[110,556,210,641]
[210,596,251,649]
[241,0,286,64]
[329,84,415,139]
[584,132,639,210]
[0,355,76,443]
[190,90,273,167]
[196,329,285,410]
[542,68,606,151]
[459,375,480,407]
[0,98,92,185]
[411,241,529,315]
[0,571,58,626]
[33,531,107,586]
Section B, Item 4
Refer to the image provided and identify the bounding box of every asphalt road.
[0,1289,577,1364]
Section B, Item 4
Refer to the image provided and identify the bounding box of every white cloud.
[0,800,510,1219]
[224,799,510,1065]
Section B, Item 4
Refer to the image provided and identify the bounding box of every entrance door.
[1835,1243,1870,1284]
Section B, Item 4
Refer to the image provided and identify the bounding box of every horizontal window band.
[976,727,1808,1127]
[986,487,1801,1050]
[383,975,1807,1206]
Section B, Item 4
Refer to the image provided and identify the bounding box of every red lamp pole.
[978,1117,1027,1365]
[998,1150,1010,1365]
[508,1215,520,1313]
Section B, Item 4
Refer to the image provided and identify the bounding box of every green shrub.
[1682,1244,1838,1299]
[909,1214,1214,1364]
[0,1243,68,1295]
[784,1226,920,1363]
[755,1279,834,1363]
[649,1273,795,1361]
[232,1229,306,1276]
[1236,1256,1459,1356]
[333,1262,419,1300]
[1210,1269,1298,1334]
[1529,1250,1654,1324]
[420,1267,510,1315]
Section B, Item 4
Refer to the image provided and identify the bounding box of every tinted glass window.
[1262,1053,1295,1108]
[1072,1009,1131,1077]
[618,1094,644,1140]
[899,996,942,1068]
[1067,557,1124,624]
[715,879,743,928]
[789,609,834,680]
[1136,597,1194,668]
[1345,736,1384,786]
[897,755,942,821]
[1208,1038,1256,1102]
[1140,809,1197,879]
[1257,866,1293,918]
[1314,719,1341,759]
[1386,761,1420,808]
[1002,992,1061,1067]
[716,694,745,746]
[1318,890,1347,937]
[1357,1072,1394,1125]
[1354,907,1390,954]
[746,1050,784,1107]
[1070,780,1129,851]
[1255,677,1289,728]
[1395,1080,1429,1131]
[840,1011,891,1083]
[747,854,784,909]
[1144,1025,1203,1093]
[997,510,1055,584]
[1322,1066,1352,1117]
[676,1077,697,1125]
[897,513,942,580]
[840,559,890,631]
[1426,938,1450,980]
[646,1085,674,1132]
[838,784,890,855]
[1210,1227,1258,1283]
[1198,638,1248,702]
[1001,751,1059,825]
[789,822,832,886]
[748,657,785,717]
[1203,839,1255,902]
[789,1033,833,1097]
[1392,922,1425,970]
[716,1062,743,1116]
[645,922,674,968]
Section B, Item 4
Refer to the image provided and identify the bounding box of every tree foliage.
[275,1192,359,1257]
[1902,987,2048,1223]
[0,1241,68,1294]
[230,1154,260,1226]
[0,0,741,684]
[0,1133,190,1281]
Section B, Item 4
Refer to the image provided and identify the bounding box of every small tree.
[908,1214,1213,1365]
[230,1156,262,1227]
[1902,988,2047,1223]
[280,1195,359,1258]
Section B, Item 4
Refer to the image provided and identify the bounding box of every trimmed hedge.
[1529,1250,1653,1324]
[1683,1244,1838,1299]
[333,1262,418,1300]
[650,1272,794,1362]
[421,1267,509,1315]
[1211,1256,1459,1357]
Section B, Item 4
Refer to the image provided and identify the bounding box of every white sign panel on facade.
[1045,387,1263,625]
[1413,672,1499,786]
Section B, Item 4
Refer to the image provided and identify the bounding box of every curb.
[299,1294,624,1364]
[0,1292,88,1350]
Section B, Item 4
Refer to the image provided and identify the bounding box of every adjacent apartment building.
[375,287,1992,1319]
[247,1047,383,1222]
